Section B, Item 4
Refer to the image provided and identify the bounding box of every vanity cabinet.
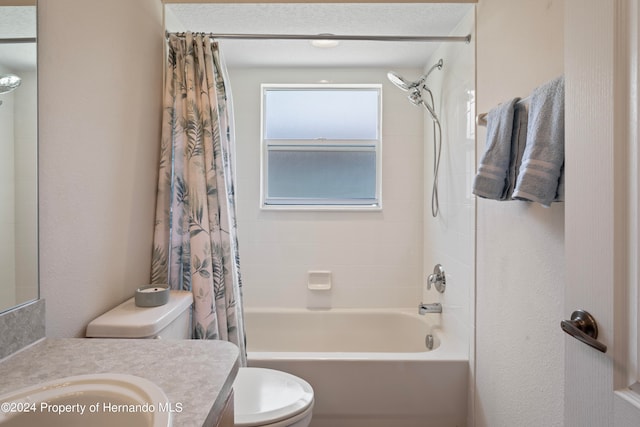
[215,391,234,427]
[0,339,239,427]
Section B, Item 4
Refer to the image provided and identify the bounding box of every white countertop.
[0,338,240,427]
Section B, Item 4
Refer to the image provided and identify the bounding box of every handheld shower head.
[408,88,423,106]
[0,74,21,94]
[388,60,444,218]
[408,88,439,124]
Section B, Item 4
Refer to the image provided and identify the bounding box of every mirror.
[0,4,38,314]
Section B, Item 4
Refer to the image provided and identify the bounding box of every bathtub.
[244,308,469,427]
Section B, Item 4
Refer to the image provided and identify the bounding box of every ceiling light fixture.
[310,34,340,49]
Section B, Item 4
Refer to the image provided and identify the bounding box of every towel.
[472,97,520,200]
[512,76,565,206]
[555,166,565,202]
[505,101,529,199]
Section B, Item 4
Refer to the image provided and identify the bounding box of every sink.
[0,373,171,427]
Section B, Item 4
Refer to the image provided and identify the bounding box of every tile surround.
[232,67,425,309]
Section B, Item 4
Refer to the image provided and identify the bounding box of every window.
[261,84,382,210]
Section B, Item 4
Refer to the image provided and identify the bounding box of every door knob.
[560,310,607,353]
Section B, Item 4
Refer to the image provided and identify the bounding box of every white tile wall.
[230,67,426,309]
[420,12,476,426]
[422,11,476,351]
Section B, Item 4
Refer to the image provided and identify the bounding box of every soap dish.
[135,285,170,307]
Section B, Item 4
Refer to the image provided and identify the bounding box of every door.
[565,0,640,425]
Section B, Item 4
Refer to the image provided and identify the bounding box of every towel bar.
[476,95,530,127]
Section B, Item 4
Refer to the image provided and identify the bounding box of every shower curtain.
[151,33,246,365]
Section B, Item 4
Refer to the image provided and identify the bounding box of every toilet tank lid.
[86,290,193,338]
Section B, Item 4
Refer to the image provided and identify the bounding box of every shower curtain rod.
[165,31,471,43]
[0,37,36,44]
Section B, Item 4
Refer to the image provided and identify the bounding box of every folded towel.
[512,76,565,207]
[505,101,529,199]
[472,97,520,200]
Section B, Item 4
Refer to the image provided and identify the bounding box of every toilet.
[233,367,313,427]
[86,290,314,427]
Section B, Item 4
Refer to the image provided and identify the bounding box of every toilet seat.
[234,367,314,427]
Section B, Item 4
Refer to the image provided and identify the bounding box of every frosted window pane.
[264,89,379,140]
[267,149,376,202]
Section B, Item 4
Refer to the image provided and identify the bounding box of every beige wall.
[38,0,164,337]
[475,1,565,426]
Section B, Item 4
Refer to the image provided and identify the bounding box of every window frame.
[260,83,383,211]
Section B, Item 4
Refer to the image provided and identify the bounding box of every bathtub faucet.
[418,302,442,314]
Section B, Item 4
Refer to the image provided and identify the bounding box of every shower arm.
[423,59,444,83]
[405,59,445,90]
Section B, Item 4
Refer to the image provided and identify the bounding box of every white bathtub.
[244,308,469,427]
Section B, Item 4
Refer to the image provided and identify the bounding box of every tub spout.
[418,302,442,314]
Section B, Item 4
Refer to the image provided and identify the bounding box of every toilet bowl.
[234,367,313,427]
[86,291,314,427]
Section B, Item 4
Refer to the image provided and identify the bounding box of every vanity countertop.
[0,338,240,427]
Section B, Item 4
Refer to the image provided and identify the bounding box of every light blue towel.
[505,101,528,199]
[513,76,565,207]
[473,98,520,200]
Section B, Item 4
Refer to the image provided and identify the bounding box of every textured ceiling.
[165,3,473,68]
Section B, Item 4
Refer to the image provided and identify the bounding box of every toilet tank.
[86,290,193,339]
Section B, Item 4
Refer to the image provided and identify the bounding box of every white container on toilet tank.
[86,290,193,339]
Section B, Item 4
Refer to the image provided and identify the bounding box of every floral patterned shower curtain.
[152,33,246,365]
